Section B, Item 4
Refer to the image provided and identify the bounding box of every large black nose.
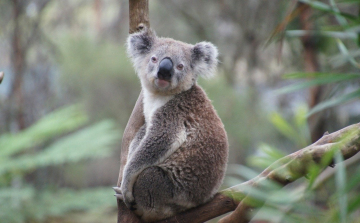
[157,58,173,81]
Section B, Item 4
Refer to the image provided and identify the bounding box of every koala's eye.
[151,56,157,63]
[176,64,184,70]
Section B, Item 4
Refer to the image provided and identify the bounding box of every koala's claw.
[114,193,124,199]
[113,187,124,200]
[114,186,136,210]
[113,186,122,194]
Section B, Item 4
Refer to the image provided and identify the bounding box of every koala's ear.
[191,42,219,78]
[127,28,156,59]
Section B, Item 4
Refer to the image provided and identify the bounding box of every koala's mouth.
[155,78,171,89]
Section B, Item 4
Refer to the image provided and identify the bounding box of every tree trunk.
[298,2,326,143]
[116,1,149,222]
[10,0,26,131]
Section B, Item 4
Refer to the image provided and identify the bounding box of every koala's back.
[151,84,228,207]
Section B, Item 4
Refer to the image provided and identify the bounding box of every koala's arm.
[118,91,145,186]
[120,122,186,206]
[127,124,146,160]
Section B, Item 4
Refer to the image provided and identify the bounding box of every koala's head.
[127,28,218,95]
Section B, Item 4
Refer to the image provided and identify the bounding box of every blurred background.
[1,0,360,222]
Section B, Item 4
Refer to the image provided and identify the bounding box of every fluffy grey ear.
[127,28,156,60]
[191,42,219,78]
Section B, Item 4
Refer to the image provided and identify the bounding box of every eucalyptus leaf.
[308,89,360,116]
[336,38,360,68]
[277,74,360,95]
[299,0,359,21]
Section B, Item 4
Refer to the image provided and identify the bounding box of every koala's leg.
[132,166,186,222]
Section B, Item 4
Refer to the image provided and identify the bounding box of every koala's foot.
[113,187,137,210]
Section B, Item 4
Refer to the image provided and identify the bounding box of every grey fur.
[117,28,228,222]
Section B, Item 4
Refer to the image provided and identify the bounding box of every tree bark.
[7,0,51,131]
[116,1,148,223]
[94,0,102,33]
[129,0,150,34]
[10,0,26,130]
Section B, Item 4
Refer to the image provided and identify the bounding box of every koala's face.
[127,29,218,95]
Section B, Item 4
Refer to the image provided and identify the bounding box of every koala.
[114,28,228,222]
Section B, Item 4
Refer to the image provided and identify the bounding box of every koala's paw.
[113,187,124,200]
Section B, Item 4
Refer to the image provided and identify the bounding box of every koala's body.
[116,29,228,222]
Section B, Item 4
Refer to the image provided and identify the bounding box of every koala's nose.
[157,58,173,81]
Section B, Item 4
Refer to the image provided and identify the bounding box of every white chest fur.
[143,89,174,124]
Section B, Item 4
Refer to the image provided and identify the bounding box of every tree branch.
[156,123,360,223]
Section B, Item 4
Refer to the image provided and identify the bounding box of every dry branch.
[156,123,360,223]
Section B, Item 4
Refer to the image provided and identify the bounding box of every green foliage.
[0,105,119,179]
[248,144,286,169]
[57,35,140,125]
[231,103,360,222]
[0,120,118,177]
[229,125,360,223]
[0,105,119,222]
[0,186,116,223]
[247,105,310,170]
[0,105,88,159]
[269,105,310,148]
[276,73,360,94]
[281,0,360,115]
[299,0,359,21]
